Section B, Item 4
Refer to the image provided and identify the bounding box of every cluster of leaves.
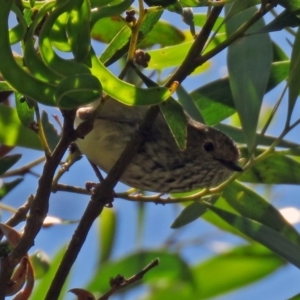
[1,0,300,299]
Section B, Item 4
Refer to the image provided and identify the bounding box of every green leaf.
[86,250,194,293]
[0,178,23,199]
[288,26,300,122]
[0,154,22,176]
[225,0,260,20]
[226,6,272,150]
[207,205,300,268]
[41,111,61,152]
[147,41,210,72]
[0,105,42,150]
[190,77,236,125]
[193,13,225,33]
[160,100,187,150]
[91,17,125,43]
[258,10,300,33]
[202,196,246,236]
[55,74,102,109]
[91,0,133,26]
[177,84,204,123]
[276,0,300,13]
[50,11,71,52]
[38,0,92,78]
[31,246,69,300]
[142,244,284,299]
[93,48,174,106]
[223,181,300,247]
[216,123,300,148]
[191,243,285,299]
[9,4,27,44]
[288,292,300,300]
[98,208,116,264]
[24,2,62,84]
[0,81,13,92]
[0,0,57,106]
[139,20,185,48]
[101,9,163,66]
[15,93,35,127]
[67,0,91,63]
[239,148,300,185]
[190,60,289,125]
[132,69,187,149]
[30,251,50,279]
[171,202,207,228]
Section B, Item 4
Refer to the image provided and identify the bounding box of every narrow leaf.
[0,105,42,150]
[207,205,300,268]
[223,181,300,246]
[0,154,21,175]
[98,208,116,264]
[171,202,207,228]
[239,148,300,185]
[226,6,272,150]
[288,26,300,122]
[190,60,289,125]
[216,123,299,148]
[0,178,23,199]
[160,100,187,150]
[177,84,204,123]
[15,92,35,127]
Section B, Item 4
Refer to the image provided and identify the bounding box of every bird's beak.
[215,159,243,172]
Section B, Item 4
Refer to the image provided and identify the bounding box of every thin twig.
[1,156,45,178]
[98,258,159,300]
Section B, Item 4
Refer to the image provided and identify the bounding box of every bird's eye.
[203,141,215,152]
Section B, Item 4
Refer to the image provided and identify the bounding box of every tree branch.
[0,109,77,298]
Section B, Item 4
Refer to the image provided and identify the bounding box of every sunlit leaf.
[98,208,117,264]
[101,9,163,66]
[15,93,35,127]
[0,106,42,150]
[147,41,210,72]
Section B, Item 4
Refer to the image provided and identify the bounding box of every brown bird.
[75,99,242,193]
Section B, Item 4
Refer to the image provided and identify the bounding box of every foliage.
[0,0,300,299]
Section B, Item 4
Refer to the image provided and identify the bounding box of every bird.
[75,98,242,193]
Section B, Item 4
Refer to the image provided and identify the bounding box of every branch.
[0,109,77,298]
[98,258,159,300]
[0,156,45,178]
